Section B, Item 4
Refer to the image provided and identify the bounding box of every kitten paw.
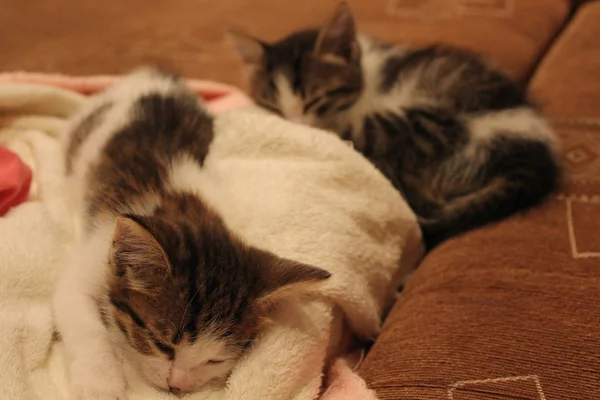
[70,357,127,400]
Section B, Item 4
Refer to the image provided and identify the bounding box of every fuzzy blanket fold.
[0,73,423,400]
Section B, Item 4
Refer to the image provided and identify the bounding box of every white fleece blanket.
[0,82,423,400]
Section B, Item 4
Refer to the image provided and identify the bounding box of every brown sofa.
[2,0,599,398]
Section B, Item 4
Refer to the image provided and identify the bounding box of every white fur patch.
[468,107,558,148]
[168,155,206,193]
[52,220,126,399]
[167,155,239,228]
[338,36,416,151]
[274,72,307,124]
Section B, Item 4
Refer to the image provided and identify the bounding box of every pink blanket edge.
[0,71,255,113]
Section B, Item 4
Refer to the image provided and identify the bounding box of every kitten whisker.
[178,288,200,332]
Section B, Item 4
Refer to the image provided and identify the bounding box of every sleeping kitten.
[53,68,330,399]
[229,2,561,249]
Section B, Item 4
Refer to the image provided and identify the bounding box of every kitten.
[229,2,560,249]
[52,68,330,399]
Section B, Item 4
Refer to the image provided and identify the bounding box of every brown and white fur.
[52,68,330,399]
[230,2,561,250]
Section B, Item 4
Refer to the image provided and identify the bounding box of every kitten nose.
[168,368,188,394]
[169,385,182,395]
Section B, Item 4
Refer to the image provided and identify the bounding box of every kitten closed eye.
[303,97,324,113]
[304,87,356,113]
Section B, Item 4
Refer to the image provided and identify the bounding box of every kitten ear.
[314,2,360,64]
[110,216,171,294]
[254,250,331,310]
[227,29,267,65]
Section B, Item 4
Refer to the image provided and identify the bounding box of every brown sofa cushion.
[359,119,600,399]
[0,0,569,88]
[530,2,600,118]
[359,3,600,399]
[356,0,570,82]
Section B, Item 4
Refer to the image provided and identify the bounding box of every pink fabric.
[321,359,378,400]
[0,71,377,399]
[0,146,32,217]
[0,72,254,113]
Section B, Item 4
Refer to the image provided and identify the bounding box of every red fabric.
[0,146,32,216]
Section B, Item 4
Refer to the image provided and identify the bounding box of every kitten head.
[105,194,330,394]
[229,2,363,127]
